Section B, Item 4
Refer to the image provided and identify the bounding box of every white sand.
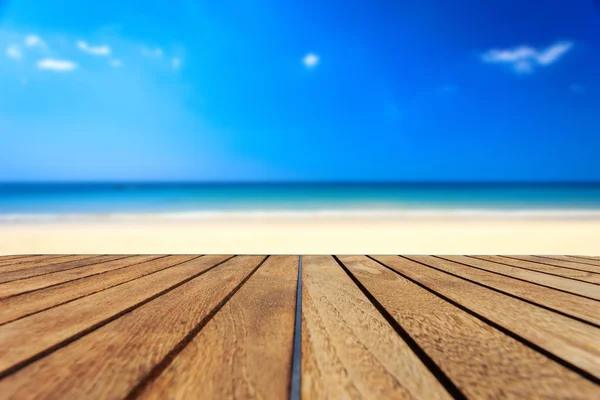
[0,211,599,255]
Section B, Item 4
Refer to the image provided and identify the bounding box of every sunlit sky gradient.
[1,0,599,182]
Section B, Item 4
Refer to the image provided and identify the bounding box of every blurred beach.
[0,183,599,255]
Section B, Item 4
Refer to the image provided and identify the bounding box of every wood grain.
[370,256,600,380]
[522,255,600,273]
[301,255,450,400]
[465,256,600,300]
[0,256,265,400]
[0,255,116,284]
[339,255,600,399]
[0,255,232,375]
[0,254,598,399]
[0,255,198,325]
[431,256,600,327]
[477,256,600,285]
[562,255,600,266]
[0,255,65,268]
[0,255,97,273]
[139,256,298,400]
[0,255,38,264]
[0,255,158,299]
[568,255,600,263]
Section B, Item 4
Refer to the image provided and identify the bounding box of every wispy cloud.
[172,57,181,70]
[141,47,163,57]
[302,53,319,68]
[109,59,123,68]
[481,41,573,73]
[537,42,573,65]
[25,34,46,49]
[37,58,78,72]
[77,40,111,56]
[6,45,22,60]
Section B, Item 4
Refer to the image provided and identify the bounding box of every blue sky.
[0,0,599,182]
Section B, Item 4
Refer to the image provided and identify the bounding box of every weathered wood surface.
[0,254,598,399]
[301,255,450,399]
[140,256,298,400]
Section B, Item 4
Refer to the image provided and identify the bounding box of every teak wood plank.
[423,256,600,327]
[0,255,117,284]
[0,256,266,400]
[0,255,232,376]
[301,255,450,400]
[477,256,600,285]
[0,255,199,325]
[138,255,298,400]
[0,255,157,299]
[370,256,600,380]
[339,255,600,399]
[0,255,98,273]
[524,255,600,273]
[464,256,600,300]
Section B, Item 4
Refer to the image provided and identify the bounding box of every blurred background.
[0,1,599,254]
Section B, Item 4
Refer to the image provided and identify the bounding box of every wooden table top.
[0,254,599,399]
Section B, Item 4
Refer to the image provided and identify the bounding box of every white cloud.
[172,57,181,69]
[303,53,319,68]
[481,41,573,73]
[537,42,573,65]
[25,34,46,49]
[37,58,78,72]
[141,47,163,57]
[77,40,111,56]
[109,59,123,67]
[6,45,22,60]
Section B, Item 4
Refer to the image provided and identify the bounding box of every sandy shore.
[0,211,599,255]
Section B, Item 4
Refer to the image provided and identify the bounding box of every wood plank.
[477,256,600,285]
[370,256,600,380]
[0,255,199,326]
[0,255,109,283]
[0,255,59,267]
[0,254,103,277]
[0,255,159,299]
[465,256,600,300]
[138,255,298,400]
[513,255,600,274]
[0,256,266,399]
[0,254,232,375]
[301,255,450,400]
[568,255,600,263]
[339,255,600,399]
[0,255,94,271]
[417,256,600,327]
[0,255,36,263]
[535,255,600,271]
[566,255,600,264]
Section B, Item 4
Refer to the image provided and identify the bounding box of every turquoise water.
[1,183,600,214]
[0,184,600,214]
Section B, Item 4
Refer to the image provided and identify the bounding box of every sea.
[1,183,600,217]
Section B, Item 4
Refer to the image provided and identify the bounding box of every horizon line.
[1,181,600,186]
